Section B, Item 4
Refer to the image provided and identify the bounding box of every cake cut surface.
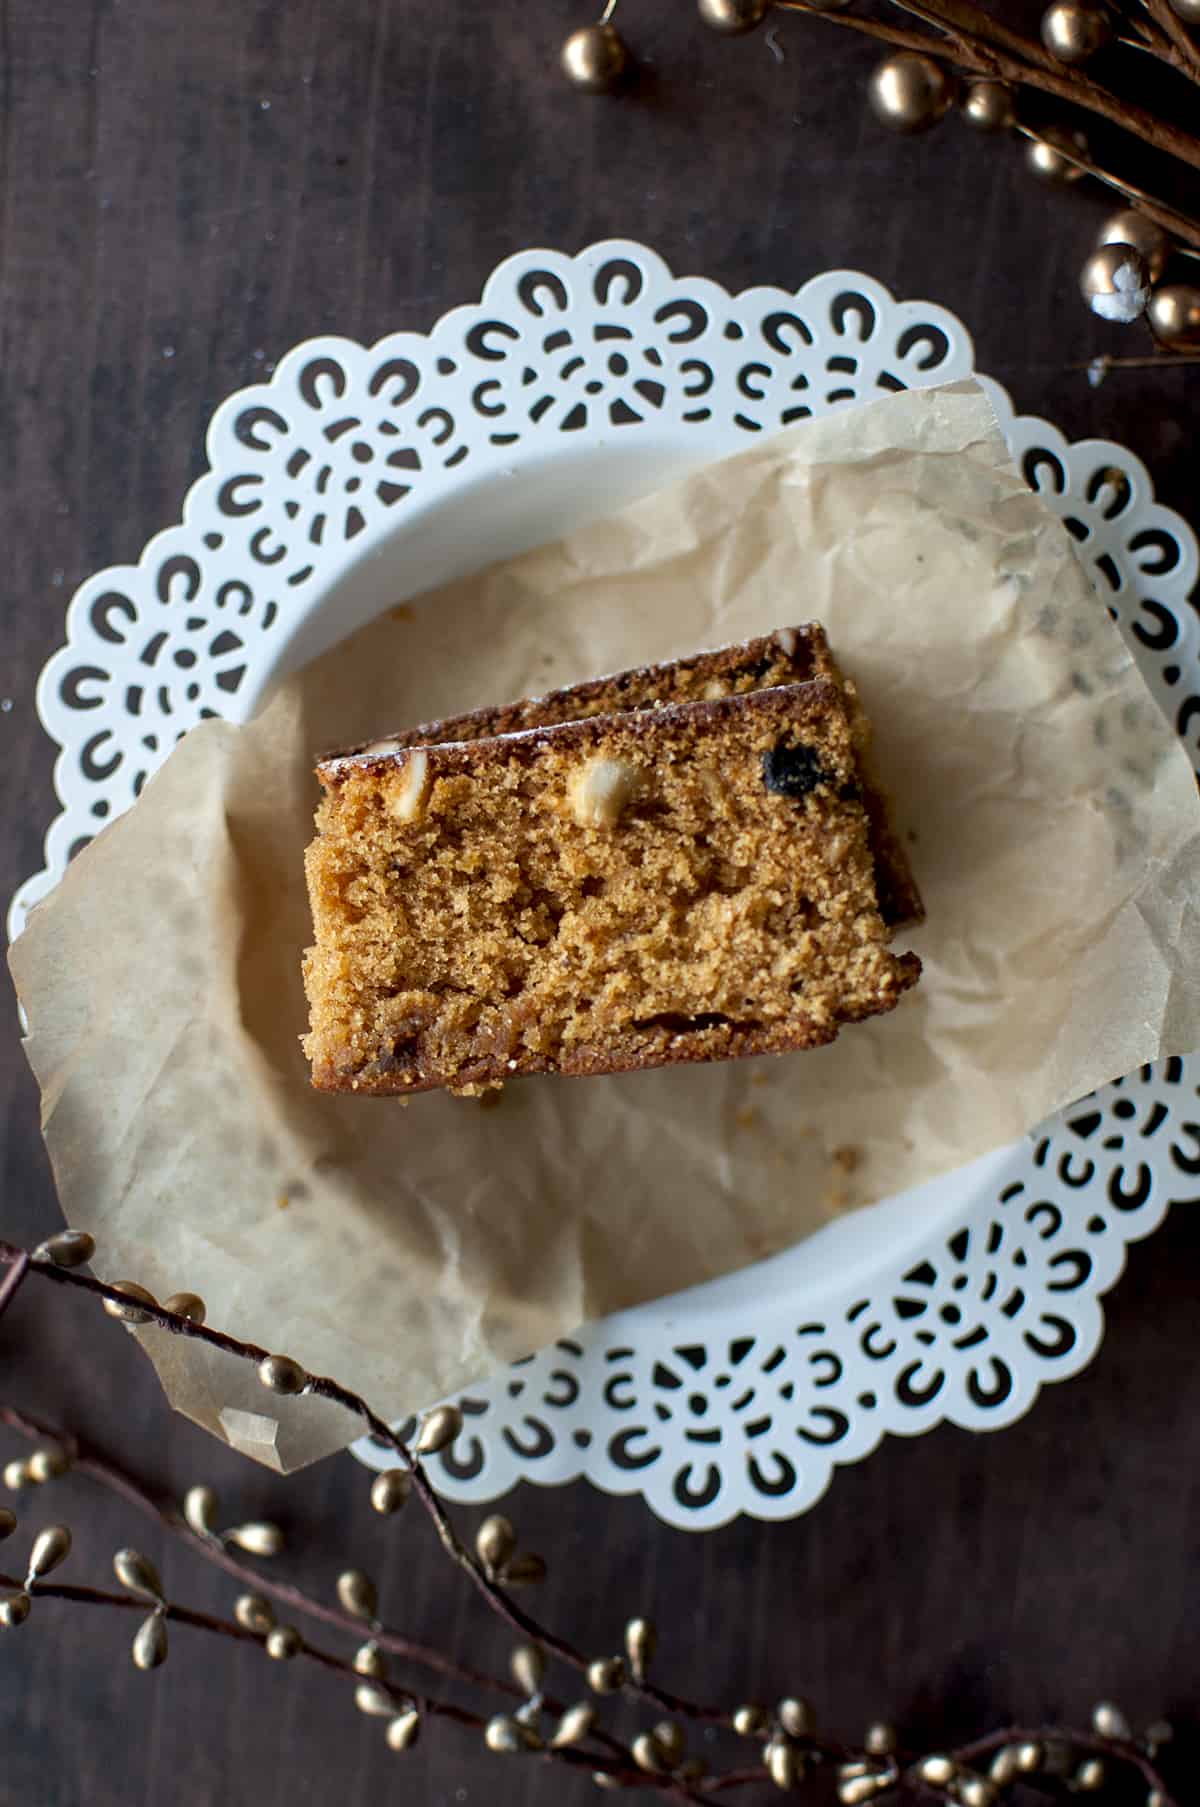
[335,625,922,929]
[303,668,921,1097]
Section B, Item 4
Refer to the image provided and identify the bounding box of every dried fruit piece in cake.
[303,680,921,1096]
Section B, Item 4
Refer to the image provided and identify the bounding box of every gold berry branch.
[772,0,1200,188]
[560,3,1200,358]
[0,1398,508,1692]
[0,1235,1186,1803]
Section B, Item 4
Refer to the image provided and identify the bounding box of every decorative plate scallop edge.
[353,1066,1195,1530]
[12,241,1200,1528]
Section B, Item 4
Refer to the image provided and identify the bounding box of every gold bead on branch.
[27,1523,71,1582]
[868,53,953,134]
[337,1568,378,1622]
[113,1548,164,1602]
[103,1281,157,1325]
[3,1460,30,1492]
[27,1446,70,1484]
[958,1777,997,1807]
[33,1229,95,1268]
[266,1624,302,1660]
[550,1703,596,1747]
[697,0,769,34]
[917,1754,956,1785]
[1041,2,1112,64]
[355,1682,395,1718]
[1098,209,1171,284]
[0,1592,31,1628]
[1091,1701,1131,1740]
[132,1611,169,1671]
[1075,1759,1106,1792]
[586,1654,626,1694]
[624,1615,656,1680]
[1080,243,1150,322]
[654,1720,685,1768]
[162,1292,206,1324]
[561,5,630,95]
[989,1747,1020,1785]
[386,1709,421,1752]
[354,1640,387,1678]
[839,1774,889,1805]
[778,1697,814,1738]
[0,1508,15,1540]
[1014,1741,1043,1772]
[510,1642,545,1696]
[1027,126,1088,184]
[1148,284,1200,348]
[257,1354,307,1395]
[765,1737,800,1790]
[224,1520,285,1557]
[632,1731,668,1774]
[485,1714,544,1753]
[962,81,1014,133]
[500,1551,547,1587]
[183,1485,219,1538]
[234,1593,275,1633]
[414,1402,463,1456]
[474,1514,516,1575]
[370,1469,411,1515]
[733,1703,771,1738]
[864,1722,897,1756]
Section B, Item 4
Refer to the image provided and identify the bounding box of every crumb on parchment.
[825,1145,863,1214]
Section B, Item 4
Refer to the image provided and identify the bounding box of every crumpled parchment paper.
[12,379,1200,1470]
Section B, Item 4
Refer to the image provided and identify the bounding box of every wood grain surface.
[1,3,1198,1802]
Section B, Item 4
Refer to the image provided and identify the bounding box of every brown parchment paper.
[12,380,1200,1471]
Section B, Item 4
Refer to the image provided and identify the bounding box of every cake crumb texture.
[304,680,920,1096]
[330,625,922,930]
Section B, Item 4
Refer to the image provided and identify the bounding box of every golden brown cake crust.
[304,681,921,1096]
[326,626,923,930]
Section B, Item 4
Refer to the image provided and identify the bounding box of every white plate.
[15,241,1200,1528]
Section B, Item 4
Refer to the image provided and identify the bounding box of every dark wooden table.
[3,4,1198,1803]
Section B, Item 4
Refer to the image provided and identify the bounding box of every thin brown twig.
[0,1251,30,1322]
[1072,352,1200,371]
[1122,3,1172,56]
[1139,0,1200,81]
